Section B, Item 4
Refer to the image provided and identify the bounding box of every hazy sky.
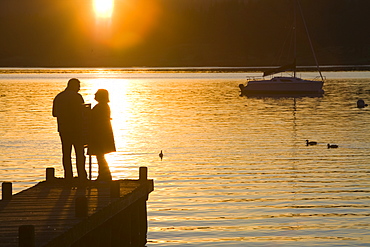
[1,0,369,67]
[1,0,167,66]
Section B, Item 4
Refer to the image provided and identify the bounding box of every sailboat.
[239,0,324,96]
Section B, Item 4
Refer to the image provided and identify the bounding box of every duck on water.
[306,140,317,146]
[327,144,339,149]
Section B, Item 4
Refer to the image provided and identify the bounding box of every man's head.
[66,78,81,92]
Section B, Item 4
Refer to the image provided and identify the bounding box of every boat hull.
[239,77,324,96]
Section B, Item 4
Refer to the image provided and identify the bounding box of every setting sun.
[93,0,114,19]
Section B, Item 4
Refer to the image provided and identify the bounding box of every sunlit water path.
[0,70,369,246]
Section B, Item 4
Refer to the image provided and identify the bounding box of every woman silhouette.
[88,89,116,181]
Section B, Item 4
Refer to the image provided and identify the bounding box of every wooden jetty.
[0,167,154,247]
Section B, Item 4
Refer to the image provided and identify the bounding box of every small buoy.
[306,140,317,146]
[327,144,338,149]
[357,99,368,108]
[159,150,163,160]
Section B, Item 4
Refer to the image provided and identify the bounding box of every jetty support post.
[19,225,35,247]
[46,167,55,181]
[75,196,88,218]
[139,166,148,181]
[137,166,150,245]
[2,182,12,200]
[110,180,120,198]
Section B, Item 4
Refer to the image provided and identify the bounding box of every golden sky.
[0,0,369,67]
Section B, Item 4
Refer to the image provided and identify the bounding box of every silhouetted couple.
[53,78,115,182]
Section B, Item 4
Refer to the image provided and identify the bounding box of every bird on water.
[327,144,338,149]
[357,99,368,108]
[159,150,163,160]
[306,140,317,146]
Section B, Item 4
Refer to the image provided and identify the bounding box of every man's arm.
[52,95,59,117]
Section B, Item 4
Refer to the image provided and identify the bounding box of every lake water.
[0,69,369,246]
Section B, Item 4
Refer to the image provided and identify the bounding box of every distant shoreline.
[0,65,369,74]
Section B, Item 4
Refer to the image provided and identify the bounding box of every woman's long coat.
[88,103,116,155]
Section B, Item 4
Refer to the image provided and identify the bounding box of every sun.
[93,0,114,19]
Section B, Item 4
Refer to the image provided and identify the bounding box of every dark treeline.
[0,0,369,67]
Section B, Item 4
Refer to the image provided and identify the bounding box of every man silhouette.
[53,78,87,181]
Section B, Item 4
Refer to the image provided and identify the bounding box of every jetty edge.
[0,167,154,247]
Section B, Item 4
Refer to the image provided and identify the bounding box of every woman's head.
[95,89,110,103]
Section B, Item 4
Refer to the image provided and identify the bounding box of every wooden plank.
[0,178,154,247]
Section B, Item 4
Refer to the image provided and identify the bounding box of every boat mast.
[293,0,297,78]
[297,0,324,81]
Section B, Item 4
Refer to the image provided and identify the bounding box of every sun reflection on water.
[82,78,139,179]
[1,72,370,246]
